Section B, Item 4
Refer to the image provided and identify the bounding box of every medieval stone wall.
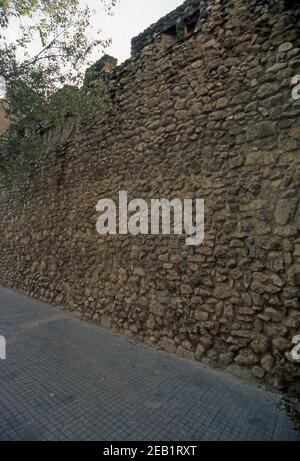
[0,101,9,136]
[0,0,300,390]
[131,0,203,55]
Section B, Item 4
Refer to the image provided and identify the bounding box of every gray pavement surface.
[0,286,299,441]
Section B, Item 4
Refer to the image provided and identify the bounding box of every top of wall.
[131,0,208,56]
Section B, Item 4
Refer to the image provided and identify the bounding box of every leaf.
[38,27,46,47]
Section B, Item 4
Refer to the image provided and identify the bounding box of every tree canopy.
[0,0,118,186]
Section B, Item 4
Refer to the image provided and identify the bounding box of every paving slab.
[0,287,299,441]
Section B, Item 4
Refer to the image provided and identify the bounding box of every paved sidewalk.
[0,287,299,441]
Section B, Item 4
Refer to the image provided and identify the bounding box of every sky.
[95,0,183,63]
[3,0,183,85]
[6,1,183,64]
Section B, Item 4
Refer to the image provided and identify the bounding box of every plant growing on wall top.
[0,0,118,188]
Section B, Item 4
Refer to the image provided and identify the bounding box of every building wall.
[0,101,9,135]
[0,0,300,389]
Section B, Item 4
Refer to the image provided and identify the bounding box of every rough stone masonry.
[0,0,299,391]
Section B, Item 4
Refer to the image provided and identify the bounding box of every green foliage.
[0,0,117,189]
[84,63,101,88]
[176,20,185,41]
[0,79,110,189]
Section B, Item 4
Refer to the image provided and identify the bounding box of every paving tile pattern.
[0,287,299,441]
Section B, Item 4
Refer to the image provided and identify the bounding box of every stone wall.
[0,101,9,136]
[0,0,300,390]
[131,0,205,55]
